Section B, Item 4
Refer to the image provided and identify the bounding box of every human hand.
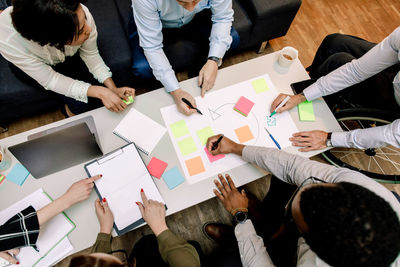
[290,130,329,152]
[206,135,244,156]
[97,86,127,112]
[270,93,306,113]
[60,175,102,208]
[95,198,114,234]
[213,174,248,215]
[112,87,136,102]
[0,249,20,265]
[136,189,168,236]
[170,89,197,116]
[198,60,218,97]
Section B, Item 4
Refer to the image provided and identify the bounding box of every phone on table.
[290,79,315,95]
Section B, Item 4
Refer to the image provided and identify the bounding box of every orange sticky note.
[235,125,254,143]
[185,156,206,176]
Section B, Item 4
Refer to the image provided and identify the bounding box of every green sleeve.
[90,233,112,253]
[157,229,200,267]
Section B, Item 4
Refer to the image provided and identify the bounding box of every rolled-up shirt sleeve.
[0,206,40,251]
[132,0,180,92]
[79,5,112,84]
[208,0,233,58]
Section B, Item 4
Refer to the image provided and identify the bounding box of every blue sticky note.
[7,163,29,186]
[162,167,184,190]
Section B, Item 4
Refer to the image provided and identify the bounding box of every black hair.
[300,182,400,267]
[11,0,83,49]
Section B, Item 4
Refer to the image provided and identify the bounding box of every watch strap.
[208,56,222,67]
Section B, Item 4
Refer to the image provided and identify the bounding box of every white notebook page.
[113,108,166,154]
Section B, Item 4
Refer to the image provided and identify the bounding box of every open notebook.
[0,188,75,267]
[113,108,166,155]
[85,143,166,235]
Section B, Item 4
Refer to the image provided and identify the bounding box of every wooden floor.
[1,0,399,265]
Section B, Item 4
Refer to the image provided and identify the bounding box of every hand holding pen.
[207,135,245,156]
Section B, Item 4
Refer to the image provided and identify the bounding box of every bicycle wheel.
[322,108,400,183]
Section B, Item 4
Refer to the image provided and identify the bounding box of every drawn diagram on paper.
[160,74,299,184]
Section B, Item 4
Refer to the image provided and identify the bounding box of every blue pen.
[264,127,281,150]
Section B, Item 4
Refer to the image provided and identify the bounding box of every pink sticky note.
[234,96,254,117]
[204,147,225,163]
[147,157,168,179]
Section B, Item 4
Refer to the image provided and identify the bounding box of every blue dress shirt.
[132,0,234,92]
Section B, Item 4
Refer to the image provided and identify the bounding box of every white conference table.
[0,52,342,253]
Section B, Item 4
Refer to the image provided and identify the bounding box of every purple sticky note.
[233,96,255,117]
[204,147,225,163]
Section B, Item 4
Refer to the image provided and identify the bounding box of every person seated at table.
[0,0,135,116]
[129,0,239,116]
[202,135,400,267]
[69,189,201,267]
[269,28,400,151]
[0,175,102,265]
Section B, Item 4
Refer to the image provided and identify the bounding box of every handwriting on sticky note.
[234,96,254,117]
[196,126,214,145]
[147,157,168,179]
[185,156,206,176]
[298,101,315,121]
[234,125,254,143]
[251,78,269,93]
[177,137,197,156]
[170,120,190,138]
[162,167,185,190]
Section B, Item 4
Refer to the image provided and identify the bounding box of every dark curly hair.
[300,182,400,267]
[11,0,83,49]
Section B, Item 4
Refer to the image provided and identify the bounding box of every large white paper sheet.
[160,74,299,184]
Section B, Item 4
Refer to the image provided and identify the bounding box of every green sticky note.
[170,120,190,138]
[298,101,315,121]
[122,95,134,105]
[196,126,214,145]
[251,78,270,93]
[177,137,197,156]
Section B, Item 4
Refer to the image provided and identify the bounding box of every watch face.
[235,212,247,222]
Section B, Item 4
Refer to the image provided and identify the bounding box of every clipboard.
[84,143,166,236]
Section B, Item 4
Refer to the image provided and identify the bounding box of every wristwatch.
[208,56,222,67]
[234,211,249,224]
[326,132,333,147]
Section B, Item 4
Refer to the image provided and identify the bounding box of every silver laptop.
[9,116,103,179]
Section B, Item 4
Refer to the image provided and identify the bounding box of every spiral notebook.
[84,143,166,236]
[113,108,166,155]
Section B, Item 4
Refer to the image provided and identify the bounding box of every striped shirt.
[0,206,40,251]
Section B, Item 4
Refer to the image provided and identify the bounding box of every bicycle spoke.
[383,146,400,154]
[372,157,385,174]
[339,152,356,160]
[357,119,366,129]
[339,121,351,132]
[368,157,372,171]
[374,155,400,169]
[331,150,365,154]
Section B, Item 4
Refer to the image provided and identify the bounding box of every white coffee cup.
[278,46,298,68]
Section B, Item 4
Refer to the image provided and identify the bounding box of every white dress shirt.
[132,0,233,92]
[234,146,400,267]
[0,5,112,103]
[303,27,400,149]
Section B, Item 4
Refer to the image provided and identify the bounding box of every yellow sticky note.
[170,120,190,138]
[251,78,270,93]
[196,126,214,145]
[298,101,315,121]
[177,137,197,156]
